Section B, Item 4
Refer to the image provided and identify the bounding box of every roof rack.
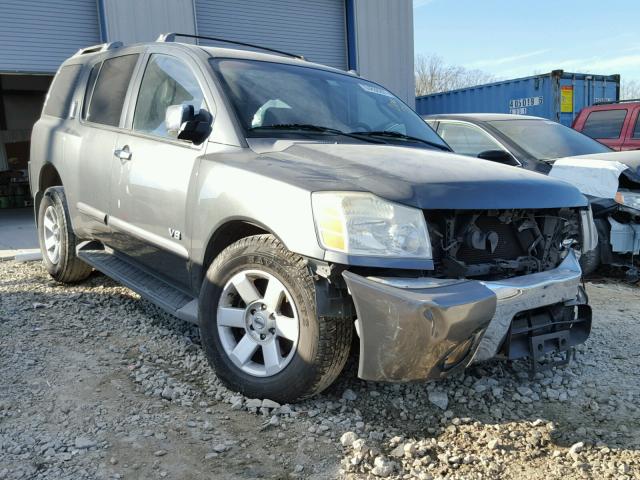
[595,98,640,105]
[74,41,123,57]
[156,32,305,60]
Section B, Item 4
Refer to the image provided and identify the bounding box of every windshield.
[210,58,449,149]
[488,119,611,160]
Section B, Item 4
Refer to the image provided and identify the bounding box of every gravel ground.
[1,260,639,480]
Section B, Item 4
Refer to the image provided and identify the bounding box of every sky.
[413,0,640,82]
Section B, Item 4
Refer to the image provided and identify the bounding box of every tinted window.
[85,54,139,127]
[44,64,83,118]
[437,122,504,157]
[582,109,627,139]
[82,63,101,119]
[488,119,610,160]
[133,54,206,139]
[633,115,640,139]
[211,59,448,150]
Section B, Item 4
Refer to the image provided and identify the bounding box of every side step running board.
[77,241,198,324]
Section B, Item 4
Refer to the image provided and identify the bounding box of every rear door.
[108,49,213,288]
[75,52,141,239]
[579,107,629,150]
[622,105,640,151]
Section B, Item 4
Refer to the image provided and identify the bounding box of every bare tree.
[415,54,496,96]
[621,79,640,100]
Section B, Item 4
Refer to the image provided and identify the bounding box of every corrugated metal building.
[0,0,415,203]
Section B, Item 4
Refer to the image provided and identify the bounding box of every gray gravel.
[1,261,639,479]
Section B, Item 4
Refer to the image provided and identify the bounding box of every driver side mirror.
[165,104,213,145]
[477,149,520,167]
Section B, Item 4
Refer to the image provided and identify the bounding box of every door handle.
[114,146,132,161]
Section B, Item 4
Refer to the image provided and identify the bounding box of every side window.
[82,62,101,119]
[43,64,83,118]
[582,109,627,139]
[633,113,640,139]
[133,54,205,139]
[85,54,139,127]
[437,122,503,157]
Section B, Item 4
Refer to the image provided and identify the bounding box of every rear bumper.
[342,250,588,382]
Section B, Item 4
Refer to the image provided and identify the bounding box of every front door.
[580,107,629,151]
[108,52,210,289]
[622,106,640,151]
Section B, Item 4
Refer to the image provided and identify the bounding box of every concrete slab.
[14,251,42,262]
[0,208,39,261]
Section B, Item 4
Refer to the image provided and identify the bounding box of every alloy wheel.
[43,206,61,264]
[217,269,300,377]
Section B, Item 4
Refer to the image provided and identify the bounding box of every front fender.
[190,152,325,273]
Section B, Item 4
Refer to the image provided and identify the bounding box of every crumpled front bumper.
[342,251,587,382]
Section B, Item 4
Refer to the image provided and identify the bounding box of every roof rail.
[594,98,640,105]
[156,32,305,60]
[74,41,123,57]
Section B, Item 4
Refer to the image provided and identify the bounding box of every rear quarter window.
[84,54,139,127]
[581,109,627,139]
[43,64,83,118]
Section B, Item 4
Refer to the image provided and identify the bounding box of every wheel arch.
[197,218,281,286]
[35,163,63,215]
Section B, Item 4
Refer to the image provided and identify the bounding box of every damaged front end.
[342,207,593,382]
[424,208,583,279]
[594,176,640,274]
[550,155,640,275]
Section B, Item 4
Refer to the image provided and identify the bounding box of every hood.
[549,151,640,199]
[245,140,587,210]
[563,151,640,180]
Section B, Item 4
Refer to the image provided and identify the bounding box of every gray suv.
[30,34,596,402]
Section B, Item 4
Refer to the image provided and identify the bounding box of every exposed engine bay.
[425,208,581,280]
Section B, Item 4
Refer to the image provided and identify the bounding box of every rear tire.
[38,187,92,283]
[199,234,352,403]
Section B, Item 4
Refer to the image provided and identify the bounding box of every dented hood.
[563,150,640,179]
[247,141,587,209]
[549,151,640,199]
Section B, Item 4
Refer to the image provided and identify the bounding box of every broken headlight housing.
[312,192,432,259]
[615,190,640,211]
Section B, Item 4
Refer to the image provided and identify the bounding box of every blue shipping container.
[415,70,620,127]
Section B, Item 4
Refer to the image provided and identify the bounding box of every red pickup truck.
[573,100,640,151]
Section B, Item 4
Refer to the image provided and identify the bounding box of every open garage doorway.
[0,73,52,210]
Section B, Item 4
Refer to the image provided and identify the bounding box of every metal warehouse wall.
[0,0,101,74]
[102,0,197,45]
[353,0,415,106]
[0,0,416,105]
[195,0,348,70]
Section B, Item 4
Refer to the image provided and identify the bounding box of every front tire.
[579,237,601,276]
[38,187,92,283]
[199,235,352,403]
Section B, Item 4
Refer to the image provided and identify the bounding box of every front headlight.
[311,192,432,258]
[616,190,640,211]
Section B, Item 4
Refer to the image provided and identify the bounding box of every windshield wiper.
[249,124,384,144]
[349,130,451,151]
